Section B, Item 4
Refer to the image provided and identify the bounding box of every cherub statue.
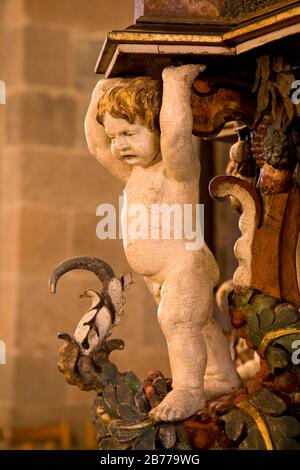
[85,65,240,422]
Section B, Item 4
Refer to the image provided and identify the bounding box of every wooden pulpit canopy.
[95,0,300,78]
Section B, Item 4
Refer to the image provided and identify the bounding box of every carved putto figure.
[85,65,240,422]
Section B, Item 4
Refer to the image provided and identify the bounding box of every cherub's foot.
[149,388,205,422]
[204,376,242,402]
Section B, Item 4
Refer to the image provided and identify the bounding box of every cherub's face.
[103,113,161,167]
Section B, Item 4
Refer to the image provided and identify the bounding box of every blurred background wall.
[0,0,172,448]
[0,0,249,449]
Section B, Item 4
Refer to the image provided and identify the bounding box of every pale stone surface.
[19,207,69,274]
[0,400,13,428]
[75,93,97,148]
[15,278,96,353]
[0,207,20,273]
[3,0,25,26]
[111,345,171,377]
[7,355,67,406]
[0,149,22,203]
[86,65,240,422]
[71,37,101,93]
[3,27,24,86]
[11,402,80,429]
[6,92,76,146]
[71,211,123,257]
[0,0,170,447]
[0,279,18,345]
[25,0,134,33]
[0,354,15,401]
[0,0,7,20]
[1,149,119,208]
[24,24,71,87]
[4,23,69,88]
[75,91,99,149]
[21,149,71,206]
[67,153,119,208]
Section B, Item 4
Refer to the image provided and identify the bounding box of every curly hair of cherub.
[97,77,162,134]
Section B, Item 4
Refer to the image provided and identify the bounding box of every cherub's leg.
[149,271,209,422]
[202,319,241,401]
[143,277,161,305]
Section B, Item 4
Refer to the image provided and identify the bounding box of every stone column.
[0,0,169,446]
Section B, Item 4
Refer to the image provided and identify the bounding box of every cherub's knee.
[157,303,205,337]
[157,308,179,333]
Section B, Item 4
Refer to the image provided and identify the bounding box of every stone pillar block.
[135,0,226,22]
[6,92,76,146]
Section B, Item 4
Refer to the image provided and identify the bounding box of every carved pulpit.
[51,0,300,450]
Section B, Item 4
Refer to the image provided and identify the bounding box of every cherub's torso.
[122,160,206,281]
[126,161,199,205]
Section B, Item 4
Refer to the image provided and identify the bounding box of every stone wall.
[0,0,170,448]
[1,0,296,450]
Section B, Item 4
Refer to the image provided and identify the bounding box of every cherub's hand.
[85,77,132,183]
[85,78,121,154]
[91,78,122,101]
[162,64,206,86]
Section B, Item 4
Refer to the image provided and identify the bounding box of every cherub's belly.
[123,238,178,277]
[123,238,219,291]
[121,197,203,277]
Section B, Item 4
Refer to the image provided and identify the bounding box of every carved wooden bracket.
[192,76,256,136]
[210,176,300,305]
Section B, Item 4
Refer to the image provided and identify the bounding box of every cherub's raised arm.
[160,65,206,181]
[85,79,131,184]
